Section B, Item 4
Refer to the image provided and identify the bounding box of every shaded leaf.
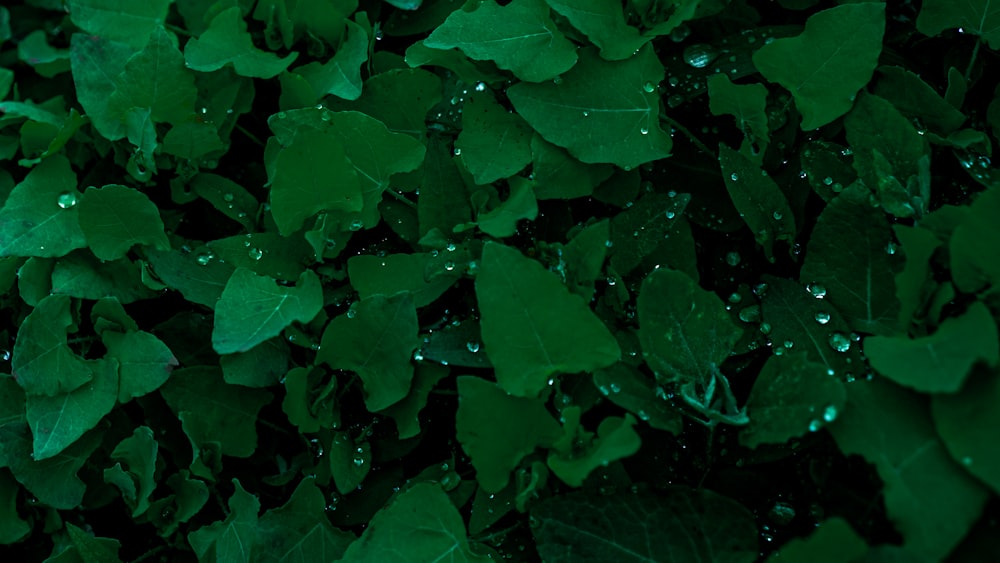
[78,184,170,261]
[184,8,298,79]
[0,155,86,258]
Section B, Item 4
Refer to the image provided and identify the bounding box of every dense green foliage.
[1,0,999,561]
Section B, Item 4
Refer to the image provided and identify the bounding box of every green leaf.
[102,426,158,517]
[508,45,672,169]
[766,518,868,563]
[67,0,172,48]
[281,366,340,434]
[348,252,459,308]
[530,135,614,200]
[107,26,197,126]
[476,242,620,397]
[208,232,313,281]
[760,276,865,380]
[531,486,758,563]
[336,483,492,562]
[638,268,742,385]
[379,363,449,440]
[0,471,31,545]
[316,293,420,412]
[220,337,289,388]
[609,191,692,276]
[27,358,118,461]
[544,0,649,61]
[950,187,1000,293]
[12,294,92,397]
[456,376,562,492]
[547,413,641,487]
[77,184,170,261]
[65,522,123,563]
[160,367,273,458]
[740,353,847,449]
[256,477,355,562]
[424,0,577,82]
[328,432,371,494]
[294,20,369,101]
[873,66,966,136]
[4,422,101,510]
[184,7,298,79]
[892,224,941,329]
[917,0,1000,50]
[455,92,533,184]
[212,268,323,355]
[799,183,901,336]
[418,136,473,237]
[593,363,683,434]
[829,378,989,559]
[933,366,1000,495]
[191,173,259,231]
[17,30,71,78]
[70,34,133,141]
[103,330,178,403]
[719,144,795,260]
[327,68,442,137]
[0,155,87,258]
[188,479,260,563]
[864,302,998,393]
[52,252,158,304]
[268,127,361,236]
[753,3,885,130]
[144,246,235,309]
[708,74,770,159]
[474,177,538,237]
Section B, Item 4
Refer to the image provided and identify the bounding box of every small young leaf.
[78,184,170,261]
[184,7,298,79]
[544,0,649,61]
[104,330,178,403]
[103,426,158,517]
[188,479,260,563]
[456,92,533,184]
[719,144,795,260]
[294,20,369,101]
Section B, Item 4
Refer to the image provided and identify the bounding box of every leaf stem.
[965,39,981,83]
[659,115,715,158]
[165,23,192,37]
[384,187,418,209]
[235,124,265,147]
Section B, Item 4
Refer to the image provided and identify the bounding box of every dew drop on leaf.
[642,81,656,93]
[807,283,827,298]
[223,192,234,202]
[248,247,263,260]
[815,311,831,324]
[725,251,741,266]
[828,332,851,352]
[822,404,838,422]
[195,253,212,266]
[683,44,716,68]
[466,340,480,353]
[808,419,822,432]
[57,191,78,209]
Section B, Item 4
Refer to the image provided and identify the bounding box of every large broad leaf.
[294,20,369,101]
[933,366,1000,495]
[546,412,641,487]
[800,183,902,336]
[593,363,683,434]
[864,302,998,393]
[456,376,563,493]
[531,487,757,563]
[103,330,178,403]
[11,294,93,397]
[67,0,172,48]
[188,479,260,563]
[348,252,460,308]
[184,7,297,79]
[476,242,620,397]
[638,268,741,385]
[708,74,770,159]
[336,483,492,562]
[107,26,196,126]
[508,45,672,169]
[917,0,1000,50]
[740,353,847,449]
[829,378,989,559]
[418,136,473,237]
[609,191,691,276]
[0,155,87,258]
[70,34,130,141]
[77,184,170,261]
[544,0,649,61]
[456,92,533,185]
[159,367,273,458]
[317,293,420,412]
[255,477,355,562]
[327,68,442,137]
[424,0,577,82]
[950,186,1000,293]
[212,268,323,355]
[753,3,885,130]
[26,358,118,461]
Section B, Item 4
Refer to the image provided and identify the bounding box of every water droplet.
[828,332,851,353]
[276,111,287,119]
[683,44,716,68]
[769,501,796,525]
[249,247,263,261]
[223,193,234,203]
[604,239,614,248]
[639,126,649,135]
[57,191,77,209]
[783,340,794,349]
[665,210,676,219]
[823,176,834,186]
[807,283,827,299]
[885,241,898,255]
[728,292,742,304]
[962,456,974,466]
[348,219,364,231]
[0,350,9,362]
[475,82,487,92]
[759,322,772,335]
[195,253,213,266]
[346,308,357,319]
[643,81,657,93]
[739,305,760,323]
[670,24,691,42]
[609,383,621,394]
[822,404,838,422]
[444,261,455,271]
[667,94,684,108]
[808,419,822,432]
[466,341,480,353]
[730,172,739,181]
[668,76,680,87]
[772,211,783,221]
[725,251,741,266]
[352,456,365,467]
[815,312,831,325]
[582,111,589,117]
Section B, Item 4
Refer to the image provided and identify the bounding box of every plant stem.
[965,39,981,83]
[384,188,418,209]
[660,115,715,158]
[235,124,265,147]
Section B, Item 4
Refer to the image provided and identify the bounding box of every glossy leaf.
[719,144,795,259]
[0,155,86,258]
[753,3,885,130]
[508,46,672,169]
[476,242,620,397]
[456,92,533,184]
